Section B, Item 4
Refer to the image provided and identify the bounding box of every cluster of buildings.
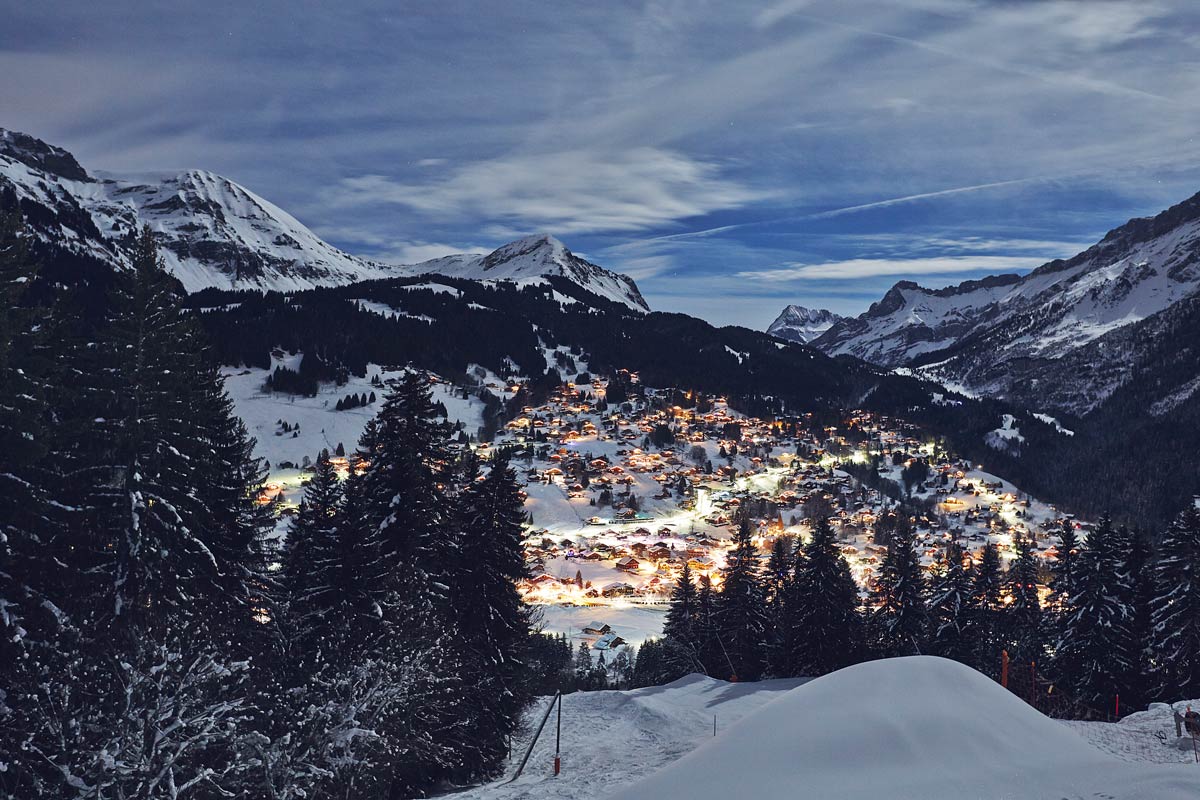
[491,378,1077,620]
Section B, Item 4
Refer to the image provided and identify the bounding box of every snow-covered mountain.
[0,129,392,291]
[766,304,844,344]
[0,128,649,309]
[399,234,648,311]
[813,191,1200,413]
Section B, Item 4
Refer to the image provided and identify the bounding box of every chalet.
[593,632,627,650]
[616,556,640,572]
[582,621,611,635]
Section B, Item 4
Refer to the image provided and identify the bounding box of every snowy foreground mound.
[610,656,1197,800]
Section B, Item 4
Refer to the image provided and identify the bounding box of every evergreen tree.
[283,449,345,661]
[663,561,702,674]
[357,371,455,626]
[714,514,768,680]
[1050,520,1080,611]
[1149,506,1200,701]
[786,517,864,675]
[1005,533,1043,664]
[694,574,723,678]
[870,516,928,656]
[1122,527,1155,708]
[574,641,595,690]
[971,541,1005,675]
[451,452,533,777]
[927,538,976,666]
[1053,514,1134,714]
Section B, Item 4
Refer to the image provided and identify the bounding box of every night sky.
[4,1,1200,327]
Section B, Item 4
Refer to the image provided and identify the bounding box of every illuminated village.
[480,373,1075,644]
[244,366,1077,648]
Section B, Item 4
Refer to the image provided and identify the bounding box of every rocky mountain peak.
[0,128,91,182]
[767,304,844,344]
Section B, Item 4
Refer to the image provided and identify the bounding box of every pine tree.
[694,574,723,678]
[574,641,595,690]
[870,516,928,656]
[356,372,455,626]
[4,227,276,797]
[714,514,768,680]
[451,452,532,778]
[283,449,345,662]
[662,561,703,675]
[927,538,976,666]
[971,541,1005,674]
[1053,514,1134,714]
[786,517,864,675]
[1149,506,1200,701]
[1122,527,1155,708]
[1050,520,1080,611]
[1005,533,1042,664]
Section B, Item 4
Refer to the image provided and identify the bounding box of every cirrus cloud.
[325,147,770,235]
[736,254,1048,282]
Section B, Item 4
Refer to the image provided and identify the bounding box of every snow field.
[609,656,1198,800]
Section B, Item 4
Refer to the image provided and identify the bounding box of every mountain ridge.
[810,189,1200,414]
[0,127,648,310]
[766,304,844,343]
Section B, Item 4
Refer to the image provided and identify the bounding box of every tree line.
[637,508,1200,716]
[0,216,534,799]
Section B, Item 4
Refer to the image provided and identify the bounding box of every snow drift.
[608,656,1197,800]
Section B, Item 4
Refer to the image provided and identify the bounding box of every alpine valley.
[5,121,1200,798]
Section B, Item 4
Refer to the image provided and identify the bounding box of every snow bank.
[609,656,1197,800]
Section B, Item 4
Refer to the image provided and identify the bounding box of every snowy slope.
[610,657,1196,800]
[813,192,1200,413]
[766,304,845,344]
[0,129,393,291]
[397,234,649,312]
[451,675,808,800]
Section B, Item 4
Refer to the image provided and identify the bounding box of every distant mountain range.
[768,190,1200,420]
[767,305,845,344]
[0,128,647,311]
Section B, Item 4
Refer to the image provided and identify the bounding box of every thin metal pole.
[554,694,562,776]
[509,691,561,783]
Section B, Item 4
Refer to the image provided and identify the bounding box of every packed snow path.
[447,675,807,800]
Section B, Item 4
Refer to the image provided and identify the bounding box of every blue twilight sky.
[3,1,1200,328]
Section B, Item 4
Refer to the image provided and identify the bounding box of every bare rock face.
[766,305,844,344]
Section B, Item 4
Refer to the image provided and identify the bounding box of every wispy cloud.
[736,255,1047,282]
[326,147,769,235]
[312,224,482,265]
